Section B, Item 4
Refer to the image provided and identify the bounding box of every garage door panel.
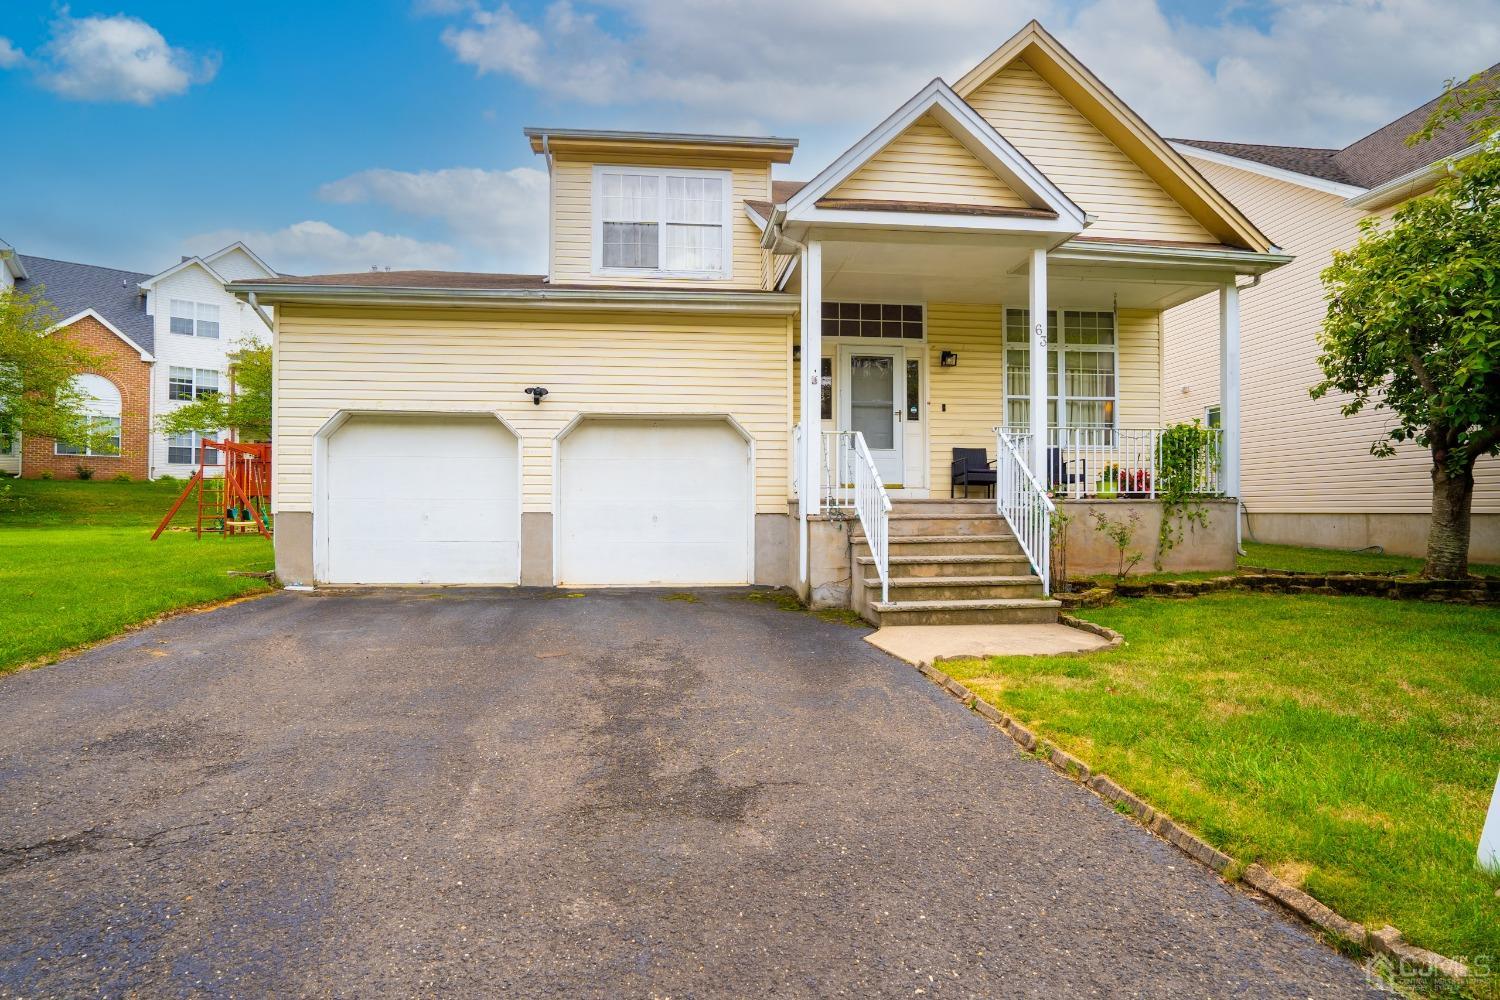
[558,419,750,586]
[324,415,519,585]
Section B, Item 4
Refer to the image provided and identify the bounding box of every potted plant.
[1095,463,1120,498]
[1121,468,1151,497]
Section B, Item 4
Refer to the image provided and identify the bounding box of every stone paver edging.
[1061,572,1499,609]
[907,653,1472,990]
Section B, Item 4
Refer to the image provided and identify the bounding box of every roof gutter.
[1051,239,1294,275]
[1343,142,1481,210]
[229,282,800,315]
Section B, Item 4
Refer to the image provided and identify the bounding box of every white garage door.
[323,414,520,585]
[558,418,751,586]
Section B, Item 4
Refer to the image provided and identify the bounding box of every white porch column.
[1027,247,1048,480]
[1219,280,1242,546]
[798,241,823,583]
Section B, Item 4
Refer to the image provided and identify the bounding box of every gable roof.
[16,255,154,354]
[204,241,278,279]
[953,20,1273,252]
[137,254,228,290]
[49,308,154,362]
[784,77,1087,234]
[1172,62,1499,191]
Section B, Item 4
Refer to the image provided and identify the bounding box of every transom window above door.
[594,167,730,277]
[821,302,924,340]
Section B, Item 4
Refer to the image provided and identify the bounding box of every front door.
[842,346,904,484]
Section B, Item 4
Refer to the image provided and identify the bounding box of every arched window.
[55,374,123,457]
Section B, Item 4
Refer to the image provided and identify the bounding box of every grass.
[733,587,868,628]
[1240,541,1500,578]
[942,592,1500,969]
[0,478,274,674]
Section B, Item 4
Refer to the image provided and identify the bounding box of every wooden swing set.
[151,439,273,540]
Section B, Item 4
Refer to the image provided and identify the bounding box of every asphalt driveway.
[0,589,1376,997]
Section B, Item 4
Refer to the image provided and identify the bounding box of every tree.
[156,338,271,442]
[1313,70,1500,579]
[0,289,114,454]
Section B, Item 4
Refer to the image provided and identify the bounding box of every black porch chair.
[951,448,997,498]
[1047,447,1087,494]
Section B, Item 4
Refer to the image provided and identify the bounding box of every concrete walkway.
[867,621,1113,665]
[0,589,1373,997]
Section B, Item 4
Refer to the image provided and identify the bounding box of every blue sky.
[2,0,1497,276]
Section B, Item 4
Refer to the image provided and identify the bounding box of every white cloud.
[319,166,549,272]
[430,0,1500,147]
[188,221,461,276]
[32,13,218,105]
[0,37,25,70]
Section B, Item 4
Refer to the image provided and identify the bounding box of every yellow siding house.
[233,21,1292,624]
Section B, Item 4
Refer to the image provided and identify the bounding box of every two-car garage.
[320,413,752,587]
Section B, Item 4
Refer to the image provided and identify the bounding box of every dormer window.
[594,166,731,278]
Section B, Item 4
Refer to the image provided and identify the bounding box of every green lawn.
[0,478,274,673]
[943,593,1500,967]
[1242,541,1500,578]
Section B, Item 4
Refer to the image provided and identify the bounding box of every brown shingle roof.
[1173,62,1498,190]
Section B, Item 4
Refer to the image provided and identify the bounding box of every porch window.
[1004,309,1116,430]
[821,302,923,340]
[820,357,833,420]
[596,167,729,277]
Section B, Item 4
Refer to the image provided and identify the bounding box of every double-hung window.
[1004,309,1117,431]
[596,167,729,277]
[169,367,222,402]
[167,431,221,467]
[169,299,221,338]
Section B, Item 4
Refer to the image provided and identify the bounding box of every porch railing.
[1010,426,1224,500]
[818,430,891,603]
[996,429,1054,596]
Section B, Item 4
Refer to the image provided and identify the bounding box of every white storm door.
[842,346,904,484]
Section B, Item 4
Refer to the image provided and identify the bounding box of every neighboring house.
[5,242,276,480]
[1163,67,1500,561]
[233,21,1289,623]
[0,240,27,474]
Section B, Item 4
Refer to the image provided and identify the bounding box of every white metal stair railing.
[996,428,1055,596]
[831,430,891,604]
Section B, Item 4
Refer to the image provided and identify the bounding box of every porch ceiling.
[790,234,1248,311]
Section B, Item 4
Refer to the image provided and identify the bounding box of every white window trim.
[168,366,223,402]
[1003,307,1120,431]
[591,164,734,280]
[54,415,122,458]
[168,299,222,339]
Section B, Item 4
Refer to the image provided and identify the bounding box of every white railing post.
[1028,248,1048,482]
[827,430,891,604]
[996,428,1055,595]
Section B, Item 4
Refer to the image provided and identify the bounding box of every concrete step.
[854,533,1025,557]
[856,553,1034,577]
[888,498,999,518]
[865,575,1045,601]
[884,514,1009,537]
[870,598,1061,627]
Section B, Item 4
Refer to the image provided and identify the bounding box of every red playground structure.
[151,439,273,540]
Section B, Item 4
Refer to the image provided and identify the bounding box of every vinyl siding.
[830,115,1029,209]
[966,60,1215,244]
[1163,156,1498,515]
[1117,309,1161,427]
[273,306,793,515]
[549,151,771,289]
[926,303,1004,482]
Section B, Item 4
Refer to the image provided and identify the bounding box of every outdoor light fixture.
[524,386,549,405]
[940,351,959,367]
[792,344,802,361]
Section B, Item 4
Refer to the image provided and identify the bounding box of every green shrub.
[38,470,53,480]
[111,473,132,483]
[74,465,94,481]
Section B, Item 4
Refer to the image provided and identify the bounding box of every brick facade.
[21,314,152,480]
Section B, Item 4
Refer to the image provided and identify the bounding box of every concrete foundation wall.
[520,512,553,586]
[274,511,314,587]
[1059,498,1238,577]
[755,513,795,588]
[1247,511,1500,563]
[795,513,854,608]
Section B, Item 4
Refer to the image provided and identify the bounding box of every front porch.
[775,228,1278,621]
